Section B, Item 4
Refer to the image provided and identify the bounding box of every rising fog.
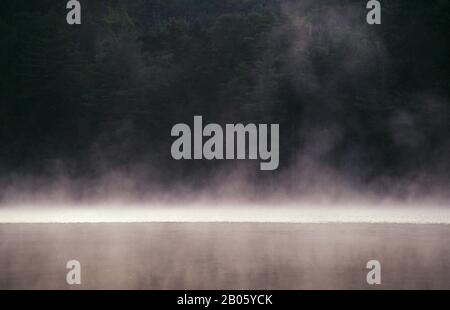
[0,0,449,207]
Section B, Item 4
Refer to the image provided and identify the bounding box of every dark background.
[0,0,449,203]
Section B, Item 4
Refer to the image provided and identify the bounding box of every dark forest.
[1,0,449,203]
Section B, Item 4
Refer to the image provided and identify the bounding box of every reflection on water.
[0,223,449,289]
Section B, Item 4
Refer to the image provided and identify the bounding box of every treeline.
[0,0,449,187]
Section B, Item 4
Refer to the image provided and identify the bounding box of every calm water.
[0,223,449,289]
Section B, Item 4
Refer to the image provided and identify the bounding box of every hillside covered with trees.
[1,0,449,200]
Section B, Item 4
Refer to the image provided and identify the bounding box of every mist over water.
[0,0,449,291]
[1,0,449,207]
